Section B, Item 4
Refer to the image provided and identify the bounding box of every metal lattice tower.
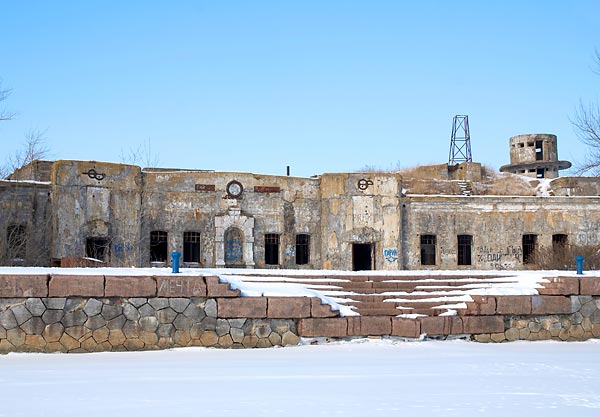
[448,115,472,166]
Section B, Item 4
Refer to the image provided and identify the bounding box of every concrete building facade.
[1,135,598,271]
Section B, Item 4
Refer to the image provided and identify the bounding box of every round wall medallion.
[226,180,244,198]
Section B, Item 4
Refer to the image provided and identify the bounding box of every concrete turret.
[499,134,571,179]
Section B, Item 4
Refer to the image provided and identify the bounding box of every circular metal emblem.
[357,178,373,191]
[226,180,244,198]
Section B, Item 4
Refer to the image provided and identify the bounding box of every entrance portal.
[352,243,373,271]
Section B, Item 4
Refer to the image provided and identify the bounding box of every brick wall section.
[156,276,206,297]
[48,275,104,297]
[496,296,531,314]
[580,277,600,295]
[267,297,311,318]
[104,276,157,297]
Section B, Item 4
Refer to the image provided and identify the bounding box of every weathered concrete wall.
[320,173,402,270]
[50,161,143,265]
[0,181,51,266]
[141,170,322,268]
[402,196,600,270]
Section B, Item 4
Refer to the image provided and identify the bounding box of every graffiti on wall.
[383,248,398,263]
[477,245,522,269]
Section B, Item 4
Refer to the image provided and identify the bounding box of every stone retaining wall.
[0,296,301,353]
[2,273,600,353]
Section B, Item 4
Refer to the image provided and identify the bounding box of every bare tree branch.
[572,50,600,175]
[0,79,16,121]
[120,138,160,168]
[1,129,50,178]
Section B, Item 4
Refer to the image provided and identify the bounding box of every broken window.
[265,233,280,265]
[150,231,168,262]
[6,224,27,260]
[86,237,109,262]
[522,234,537,264]
[457,235,472,266]
[552,234,568,253]
[295,234,310,265]
[536,168,545,178]
[535,140,543,160]
[420,235,436,266]
[183,231,201,263]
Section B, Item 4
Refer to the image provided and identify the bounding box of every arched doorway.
[224,227,244,267]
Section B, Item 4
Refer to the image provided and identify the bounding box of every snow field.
[1,339,599,417]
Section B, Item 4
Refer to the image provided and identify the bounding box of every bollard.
[576,255,584,275]
[171,251,181,274]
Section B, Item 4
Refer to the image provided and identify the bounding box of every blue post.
[576,255,584,275]
[171,251,181,274]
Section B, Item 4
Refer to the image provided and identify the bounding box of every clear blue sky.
[1,1,599,177]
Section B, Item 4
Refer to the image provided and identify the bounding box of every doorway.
[352,243,373,271]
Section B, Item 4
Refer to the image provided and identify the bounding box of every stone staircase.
[217,271,529,318]
[456,180,473,196]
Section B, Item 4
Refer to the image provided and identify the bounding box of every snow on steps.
[215,270,550,317]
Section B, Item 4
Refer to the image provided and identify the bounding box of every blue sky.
[1,1,599,177]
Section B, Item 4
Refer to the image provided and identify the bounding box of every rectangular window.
[295,234,310,265]
[535,140,543,160]
[150,231,168,262]
[552,234,568,252]
[522,234,537,264]
[265,233,280,265]
[86,237,109,261]
[420,235,436,266]
[183,232,201,263]
[6,224,27,260]
[536,168,545,178]
[457,235,472,266]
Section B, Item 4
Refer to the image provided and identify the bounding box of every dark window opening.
[150,231,168,262]
[552,234,568,252]
[420,235,436,266]
[457,235,473,266]
[6,224,27,260]
[296,234,310,265]
[535,140,543,160]
[86,237,109,262]
[265,234,280,265]
[352,243,373,271]
[183,232,201,263]
[522,234,537,264]
[536,168,545,178]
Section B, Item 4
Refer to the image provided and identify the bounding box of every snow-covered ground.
[1,339,599,417]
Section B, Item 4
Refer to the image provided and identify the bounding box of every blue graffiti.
[383,248,398,263]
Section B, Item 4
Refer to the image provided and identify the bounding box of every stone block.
[462,316,505,334]
[531,296,572,315]
[156,276,206,297]
[48,275,104,297]
[217,298,267,318]
[419,316,463,335]
[460,296,496,316]
[267,297,311,318]
[347,316,392,336]
[496,296,531,314]
[580,277,600,295]
[391,317,421,338]
[297,318,347,337]
[205,276,240,298]
[310,298,340,318]
[0,275,48,297]
[105,276,156,297]
[538,277,580,295]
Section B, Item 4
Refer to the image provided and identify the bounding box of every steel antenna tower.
[448,115,472,166]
